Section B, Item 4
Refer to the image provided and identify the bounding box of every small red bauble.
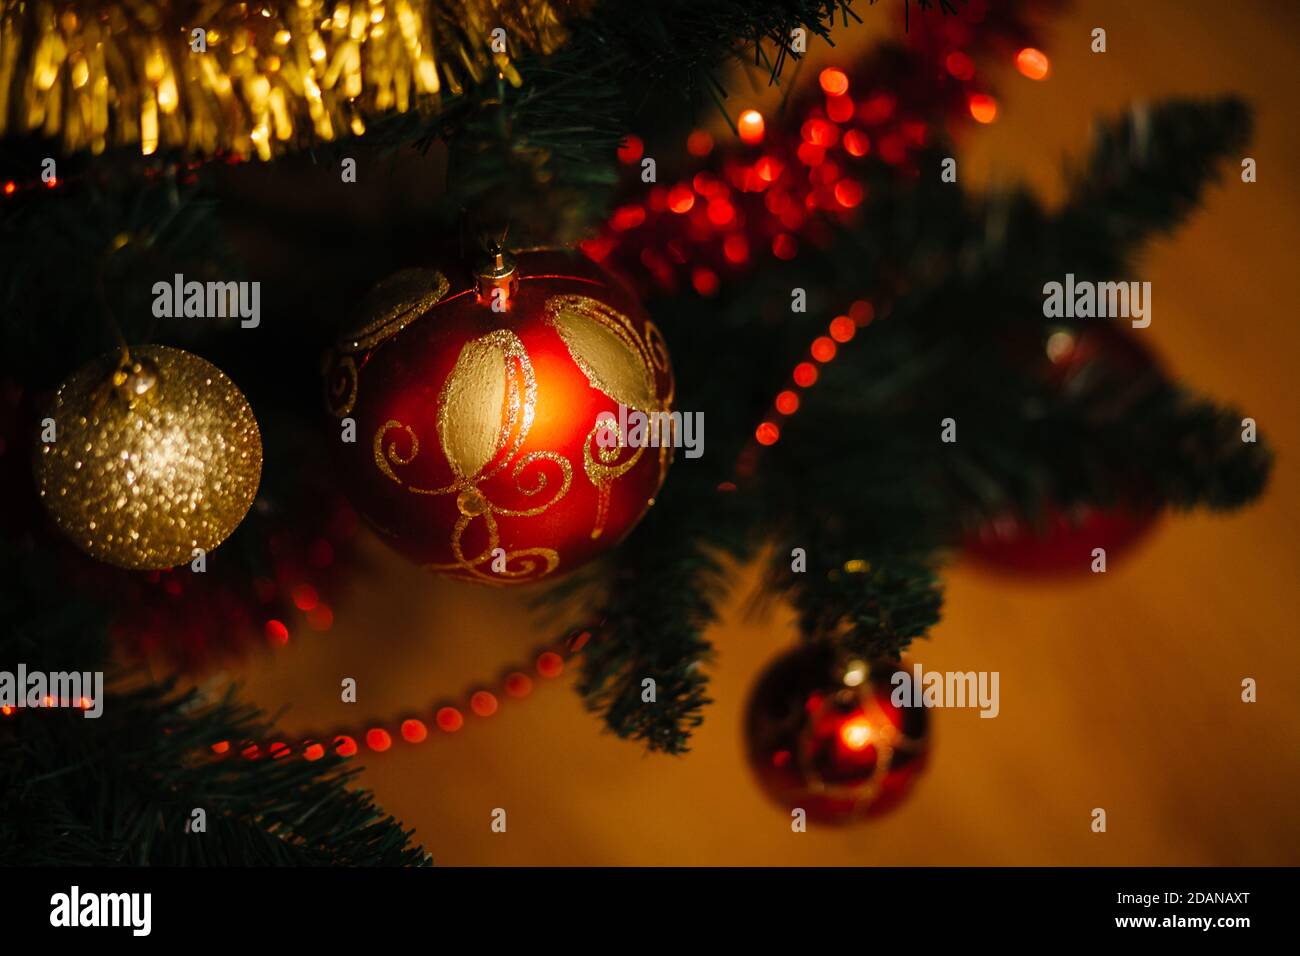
[964,504,1158,577]
[324,249,674,585]
[745,644,929,824]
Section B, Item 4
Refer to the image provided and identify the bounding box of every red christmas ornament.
[324,248,674,585]
[745,644,929,824]
[964,504,1159,577]
[964,322,1161,576]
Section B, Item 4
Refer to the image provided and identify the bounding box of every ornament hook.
[475,237,519,308]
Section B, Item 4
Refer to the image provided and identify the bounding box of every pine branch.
[1052,97,1253,273]
[0,540,427,866]
[0,171,235,387]
[769,544,944,662]
[558,96,1271,748]
[570,468,759,754]
[436,0,863,241]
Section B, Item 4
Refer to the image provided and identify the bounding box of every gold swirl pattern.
[372,329,570,583]
[323,352,359,417]
[493,450,573,517]
[583,417,644,539]
[373,420,420,483]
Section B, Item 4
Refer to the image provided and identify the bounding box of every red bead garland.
[206,631,589,761]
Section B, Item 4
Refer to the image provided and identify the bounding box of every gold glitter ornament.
[35,345,262,570]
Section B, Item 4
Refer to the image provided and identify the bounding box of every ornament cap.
[475,243,519,308]
[838,657,869,689]
[107,350,162,409]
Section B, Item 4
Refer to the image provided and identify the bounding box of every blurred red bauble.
[106,495,360,673]
[744,644,930,824]
[965,322,1162,576]
[324,248,674,585]
[964,504,1159,577]
[1033,320,1163,388]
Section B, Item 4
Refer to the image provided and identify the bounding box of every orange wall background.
[228,0,1300,865]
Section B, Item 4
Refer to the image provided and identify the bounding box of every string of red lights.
[1,156,220,203]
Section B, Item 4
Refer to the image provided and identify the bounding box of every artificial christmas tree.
[0,0,1281,870]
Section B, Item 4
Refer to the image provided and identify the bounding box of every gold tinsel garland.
[0,0,588,160]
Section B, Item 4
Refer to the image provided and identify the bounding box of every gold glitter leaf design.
[437,329,535,481]
[338,269,450,353]
[544,295,657,411]
[543,294,673,539]
[440,339,507,479]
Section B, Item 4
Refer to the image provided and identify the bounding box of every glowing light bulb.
[1016,47,1050,80]
[968,93,998,124]
[687,129,713,157]
[819,68,849,96]
[617,135,644,163]
[946,51,975,82]
[840,714,874,751]
[738,109,765,144]
[1046,330,1077,363]
[400,719,428,743]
